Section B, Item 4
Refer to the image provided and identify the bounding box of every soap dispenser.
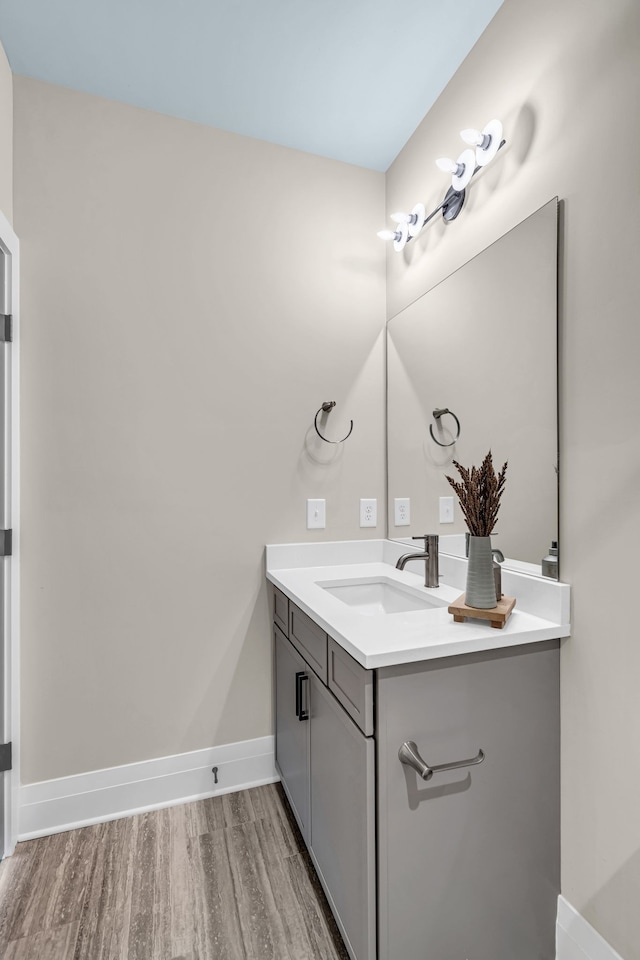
[541,540,559,580]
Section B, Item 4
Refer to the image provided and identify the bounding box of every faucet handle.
[412,534,439,542]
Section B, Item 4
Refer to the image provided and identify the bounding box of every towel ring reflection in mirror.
[429,407,461,447]
[314,402,354,444]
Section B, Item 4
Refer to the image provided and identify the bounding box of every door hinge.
[0,530,11,557]
[0,315,12,343]
[0,742,11,773]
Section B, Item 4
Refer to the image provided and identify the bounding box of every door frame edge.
[0,208,20,857]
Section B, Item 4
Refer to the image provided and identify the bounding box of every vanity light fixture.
[377,118,505,251]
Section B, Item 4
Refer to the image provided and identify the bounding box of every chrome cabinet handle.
[398,740,485,781]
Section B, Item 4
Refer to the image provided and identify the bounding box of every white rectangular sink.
[316,576,443,616]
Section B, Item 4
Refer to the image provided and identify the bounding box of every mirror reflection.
[387,198,559,575]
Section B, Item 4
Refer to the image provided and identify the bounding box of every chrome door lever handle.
[398,740,485,781]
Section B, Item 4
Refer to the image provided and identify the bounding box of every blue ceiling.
[0,0,504,171]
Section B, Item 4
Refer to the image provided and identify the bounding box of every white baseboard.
[19,735,278,840]
[557,896,625,960]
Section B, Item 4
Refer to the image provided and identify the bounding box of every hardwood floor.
[0,783,350,960]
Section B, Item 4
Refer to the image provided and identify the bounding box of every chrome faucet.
[396,534,440,588]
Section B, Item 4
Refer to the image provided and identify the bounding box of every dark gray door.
[309,672,376,960]
[0,246,12,859]
[274,626,310,840]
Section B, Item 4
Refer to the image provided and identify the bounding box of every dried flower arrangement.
[445,450,508,537]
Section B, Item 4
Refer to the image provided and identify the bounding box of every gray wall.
[385,0,640,956]
[13,77,386,784]
[0,40,12,222]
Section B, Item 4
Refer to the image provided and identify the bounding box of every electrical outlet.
[307,498,326,529]
[394,497,410,526]
[439,496,454,523]
[360,498,377,527]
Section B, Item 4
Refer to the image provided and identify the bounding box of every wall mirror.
[386,198,559,577]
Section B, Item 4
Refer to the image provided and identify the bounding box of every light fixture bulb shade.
[377,229,398,241]
[436,157,456,173]
[474,118,503,167]
[393,220,410,252]
[451,148,475,190]
[390,211,410,224]
[460,127,483,146]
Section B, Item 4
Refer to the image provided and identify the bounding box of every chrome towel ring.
[314,401,354,444]
[429,407,460,447]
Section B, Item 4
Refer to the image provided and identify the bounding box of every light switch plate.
[394,497,410,526]
[360,498,377,527]
[439,496,454,523]
[307,499,326,529]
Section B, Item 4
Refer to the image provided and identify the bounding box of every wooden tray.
[448,593,516,629]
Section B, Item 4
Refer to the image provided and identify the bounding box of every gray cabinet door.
[377,642,560,960]
[274,626,310,841]
[309,673,376,960]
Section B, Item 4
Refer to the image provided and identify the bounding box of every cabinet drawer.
[328,638,374,736]
[290,603,328,683]
[273,587,289,637]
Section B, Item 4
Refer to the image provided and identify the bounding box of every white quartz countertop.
[266,540,571,670]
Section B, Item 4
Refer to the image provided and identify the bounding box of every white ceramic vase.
[465,535,498,609]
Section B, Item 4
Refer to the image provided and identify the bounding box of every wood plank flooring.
[0,783,350,960]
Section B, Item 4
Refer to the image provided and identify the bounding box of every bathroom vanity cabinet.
[272,585,560,960]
